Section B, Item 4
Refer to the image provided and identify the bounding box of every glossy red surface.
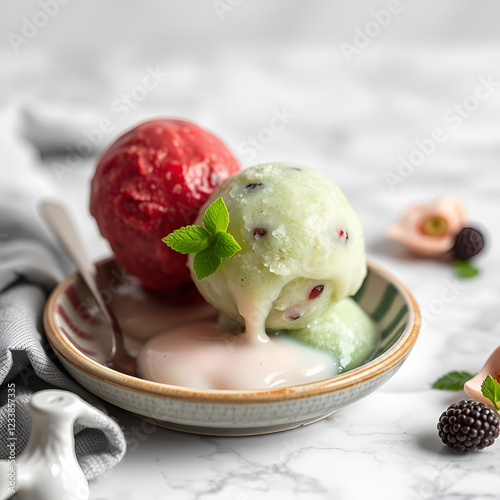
[90,119,240,290]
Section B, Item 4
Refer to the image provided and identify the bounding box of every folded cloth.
[0,196,126,481]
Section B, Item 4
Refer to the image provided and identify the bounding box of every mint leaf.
[162,225,211,254]
[214,231,241,259]
[203,197,229,235]
[452,260,480,278]
[162,197,241,280]
[193,244,221,280]
[481,375,500,410]
[432,371,475,391]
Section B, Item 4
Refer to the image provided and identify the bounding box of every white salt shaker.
[0,390,118,500]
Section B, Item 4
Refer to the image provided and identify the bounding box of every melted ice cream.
[137,321,339,390]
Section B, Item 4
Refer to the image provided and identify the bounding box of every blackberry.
[453,227,484,260]
[437,400,499,452]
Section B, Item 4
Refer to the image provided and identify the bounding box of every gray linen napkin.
[0,197,126,481]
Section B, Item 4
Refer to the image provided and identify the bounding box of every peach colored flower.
[387,196,467,257]
[464,346,500,408]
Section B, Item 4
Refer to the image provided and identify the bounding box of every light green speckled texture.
[190,163,366,331]
[285,297,378,372]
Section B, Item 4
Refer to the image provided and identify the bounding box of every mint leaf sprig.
[452,260,480,279]
[432,371,475,391]
[162,197,241,280]
[481,375,500,411]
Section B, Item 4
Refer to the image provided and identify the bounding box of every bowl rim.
[43,259,420,404]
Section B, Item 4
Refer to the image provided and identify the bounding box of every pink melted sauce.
[138,272,340,390]
[137,320,337,390]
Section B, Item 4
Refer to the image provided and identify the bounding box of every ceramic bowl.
[44,259,420,436]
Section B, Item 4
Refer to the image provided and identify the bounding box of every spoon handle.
[40,201,137,376]
[40,201,128,352]
[40,202,114,320]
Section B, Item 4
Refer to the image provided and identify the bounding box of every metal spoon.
[40,201,137,376]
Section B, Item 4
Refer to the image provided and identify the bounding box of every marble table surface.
[2,2,500,498]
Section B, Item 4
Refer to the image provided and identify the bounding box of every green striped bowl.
[45,260,420,436]
[353,262,416,361]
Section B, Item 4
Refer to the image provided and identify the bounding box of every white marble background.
[1,1,500,498]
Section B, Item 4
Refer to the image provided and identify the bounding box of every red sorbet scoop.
[90,119,240,291]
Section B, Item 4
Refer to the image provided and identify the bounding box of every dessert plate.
[44,259,420,436]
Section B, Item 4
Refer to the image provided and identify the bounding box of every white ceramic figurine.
[0,390,119,500]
